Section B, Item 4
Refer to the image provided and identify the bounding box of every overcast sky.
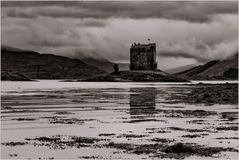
[1,1,238,70]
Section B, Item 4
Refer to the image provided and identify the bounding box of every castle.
[130,43,157,70]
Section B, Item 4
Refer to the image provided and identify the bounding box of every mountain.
[175,52,238,80]
[1,46,106,79]
[82,57,115,73]
[166,64,197,74]
[82,57,129,73]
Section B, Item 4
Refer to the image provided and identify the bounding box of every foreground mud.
[1,81,238,159]
[168,83,238,105]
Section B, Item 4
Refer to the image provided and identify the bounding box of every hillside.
[166,64,197,74]
[82,57,129,73]
[82,57,116,73]
[176,52,238,80]
[1,46,106,79]
[83,70,189,82]
[1,70,33,81]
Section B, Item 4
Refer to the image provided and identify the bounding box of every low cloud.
[1,1,238,70]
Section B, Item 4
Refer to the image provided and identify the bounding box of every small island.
[84,43,189,82]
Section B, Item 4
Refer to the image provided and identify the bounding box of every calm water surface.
[1,80,238,159]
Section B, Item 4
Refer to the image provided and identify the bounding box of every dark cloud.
[76,19,108,28]
[1,1,238,70]
[1,1,77,7]
[3,8,38,18]
[2,1,238,22]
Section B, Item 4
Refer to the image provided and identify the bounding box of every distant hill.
[166,64,197,74]
[175,52,238,80]
[82,57,115,73]
[1,46,106,79]
[82,57,129,73]
[118,63,130,71]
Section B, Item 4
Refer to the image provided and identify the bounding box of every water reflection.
[129,87,156,115]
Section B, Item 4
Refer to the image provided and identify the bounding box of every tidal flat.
[1,80,238,159]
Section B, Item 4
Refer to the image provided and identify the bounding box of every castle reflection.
[129,87,156,115]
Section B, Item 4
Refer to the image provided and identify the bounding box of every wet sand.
[1,81,238,159]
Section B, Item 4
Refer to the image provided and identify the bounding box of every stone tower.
[130,43,157,70]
